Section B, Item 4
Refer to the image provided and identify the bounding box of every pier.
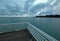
[0,22,58,41]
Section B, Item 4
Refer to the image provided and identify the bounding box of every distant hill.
[36,15,60,18]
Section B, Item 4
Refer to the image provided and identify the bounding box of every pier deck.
[0,29,36,41]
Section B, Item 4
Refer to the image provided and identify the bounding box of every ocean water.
[0,17,60,40]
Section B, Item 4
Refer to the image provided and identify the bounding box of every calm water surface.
[0,17,60,40]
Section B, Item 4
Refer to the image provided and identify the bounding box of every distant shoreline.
[36,15,60,18]
[36,16,60,18]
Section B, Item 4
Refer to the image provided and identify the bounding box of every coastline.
[36,16,60,18]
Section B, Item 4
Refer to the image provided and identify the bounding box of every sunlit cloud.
[33,0,48,6]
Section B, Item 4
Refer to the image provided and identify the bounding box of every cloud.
[0,0,23,15]
[33,0,48,6]
[0,0,60,16]
[21,13,31,17]
[34,7,53,16]
[34,0,60,16]
[52,4,60,14]
[50,0,57,5]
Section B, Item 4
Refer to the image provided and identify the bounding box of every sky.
[0,0,60,17]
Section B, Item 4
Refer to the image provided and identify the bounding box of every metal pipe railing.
[0,22,27,33]
[27,23,58,41]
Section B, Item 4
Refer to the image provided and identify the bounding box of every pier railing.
[0,22,58,41]
[27,23,58,41]
[0,22,26,32]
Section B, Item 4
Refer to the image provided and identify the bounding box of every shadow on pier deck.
[0,29,36,41]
